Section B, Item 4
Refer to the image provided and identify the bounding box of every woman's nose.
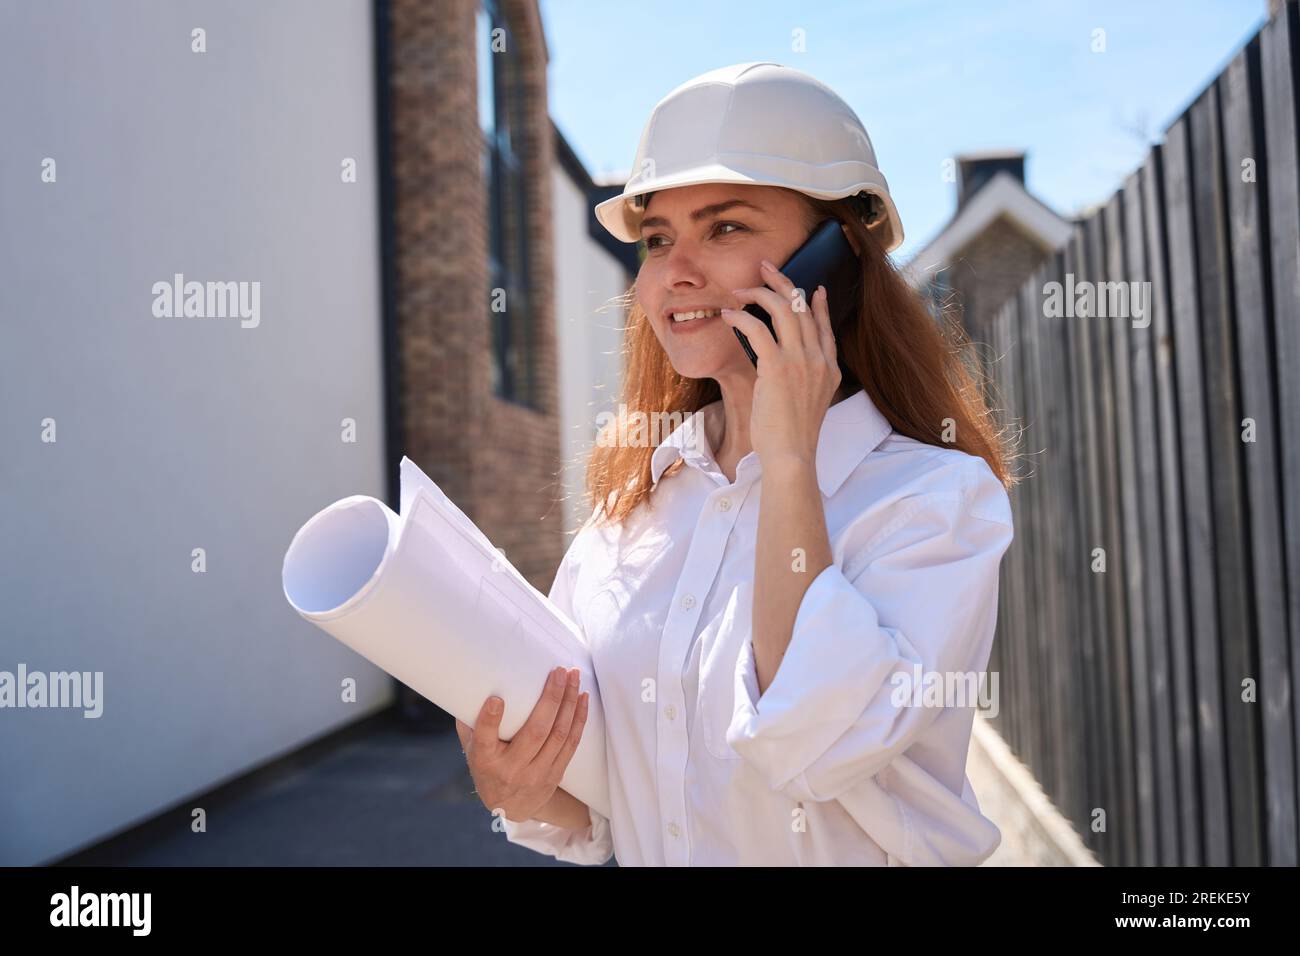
[661,243,706,287]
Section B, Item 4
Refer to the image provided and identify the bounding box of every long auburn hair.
[580,190,1021,529]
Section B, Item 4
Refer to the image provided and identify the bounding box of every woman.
[456,62,1018,866]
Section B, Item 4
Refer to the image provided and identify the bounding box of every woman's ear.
[840,221,862,258]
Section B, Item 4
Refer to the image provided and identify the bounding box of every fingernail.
[760,259,775,271]
[489,697,502,714]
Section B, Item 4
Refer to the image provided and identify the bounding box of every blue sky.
[539,0,1268,263]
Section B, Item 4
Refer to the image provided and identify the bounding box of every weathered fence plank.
[1103,191,1156,866]
[1162,113,1232,866]
[1123,162,1181,866]
[1261,0,1300,868]
[1189,75,1265,866]
[1142,145,1202,865]
[1221,33,1296,866]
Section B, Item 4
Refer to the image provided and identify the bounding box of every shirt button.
[680,594,695,610]
[667,822,681,838]
[664,704,676,720]
[716,497,732,512]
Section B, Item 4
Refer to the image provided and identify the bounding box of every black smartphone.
[732,217,860,366]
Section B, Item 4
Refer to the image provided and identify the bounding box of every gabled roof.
[903,170,1073,286]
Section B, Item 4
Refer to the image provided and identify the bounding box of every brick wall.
[385,0,563,595]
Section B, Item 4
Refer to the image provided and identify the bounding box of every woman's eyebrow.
[639,199,765,233]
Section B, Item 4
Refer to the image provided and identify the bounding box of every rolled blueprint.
[281,456,610,819]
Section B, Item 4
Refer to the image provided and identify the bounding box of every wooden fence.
[984,1,1300,866]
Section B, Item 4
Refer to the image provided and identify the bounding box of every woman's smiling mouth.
[666,306,724,332]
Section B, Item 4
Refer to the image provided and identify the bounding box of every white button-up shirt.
[501,387,1013,866]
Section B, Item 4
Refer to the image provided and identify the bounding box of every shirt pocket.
[696,582,750,761]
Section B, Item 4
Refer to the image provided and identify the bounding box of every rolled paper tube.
[281,457,611,820]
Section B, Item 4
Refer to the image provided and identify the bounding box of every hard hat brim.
[594,163,904,254]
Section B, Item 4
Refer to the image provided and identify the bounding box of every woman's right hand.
[455,666,590,824]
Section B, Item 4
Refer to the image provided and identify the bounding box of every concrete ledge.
[967,715,1101,867]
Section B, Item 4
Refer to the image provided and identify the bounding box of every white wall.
[0,0,392,864]
[551,165,632,534]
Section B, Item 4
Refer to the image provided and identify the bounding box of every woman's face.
[636,183,818,382]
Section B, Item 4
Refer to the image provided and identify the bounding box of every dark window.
[478,0,534,406]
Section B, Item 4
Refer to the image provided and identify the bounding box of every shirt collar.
[649,387,892,497]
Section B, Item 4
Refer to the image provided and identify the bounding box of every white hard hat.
[595,61,904,253]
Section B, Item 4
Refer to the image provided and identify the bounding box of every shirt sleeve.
[500,804,614,865]
[499,510,616,865]
[724,457,1013,806]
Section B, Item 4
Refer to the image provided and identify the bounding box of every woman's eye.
[642,222,744,252]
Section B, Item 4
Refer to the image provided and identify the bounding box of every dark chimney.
[956,150,1025,209]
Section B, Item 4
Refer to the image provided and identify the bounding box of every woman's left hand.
[721,258,842,468]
